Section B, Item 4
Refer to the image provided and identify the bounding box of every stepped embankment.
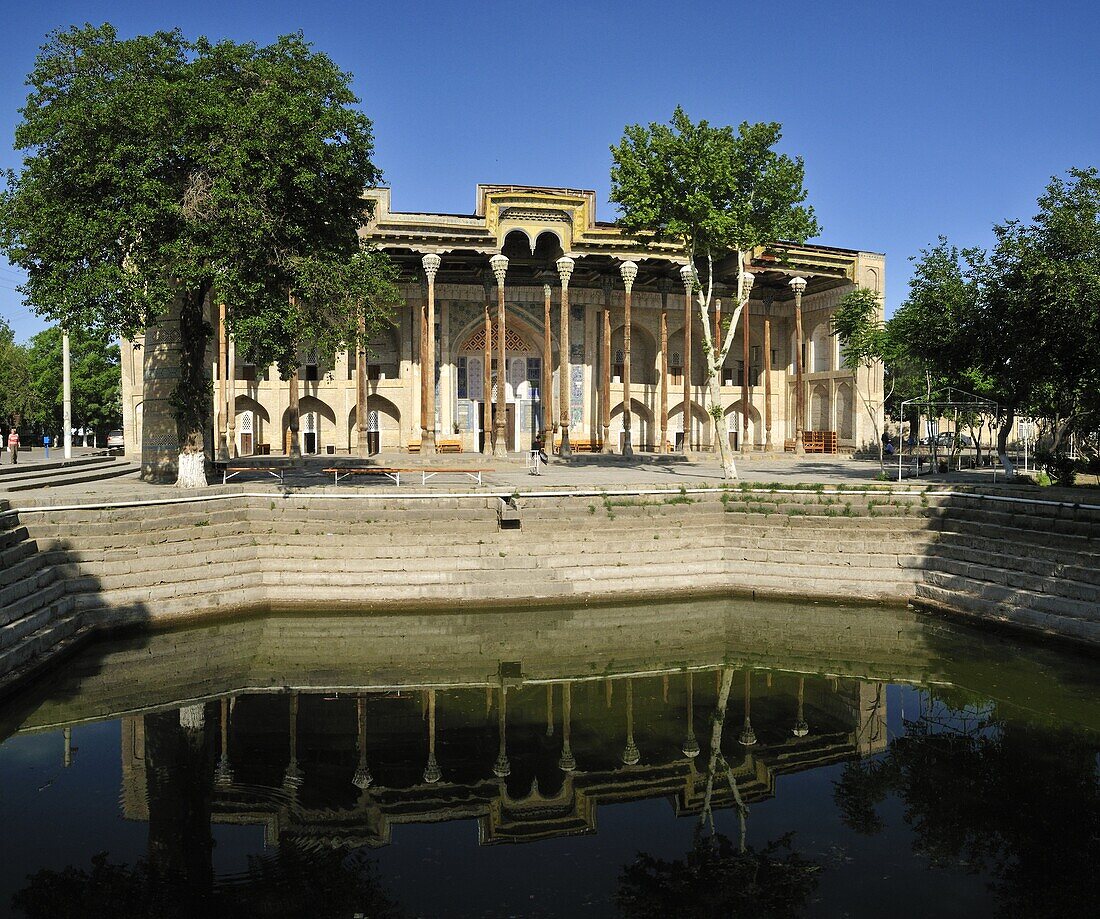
[1,486,1098,694]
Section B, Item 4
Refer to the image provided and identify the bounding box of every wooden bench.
[221,464,284,485]
[406,441,421,454]
[324,466,487,486]
[324,466,404,486]
[435,438,463,454]
[419,467,485,485]
[553,437,601,454]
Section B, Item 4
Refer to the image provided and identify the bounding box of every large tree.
[891,169,1100,477]
[0,24,395,486]
[25,325,122,443]
[830,287,896,474]
[611,108,819,478]
[0,316,34,430]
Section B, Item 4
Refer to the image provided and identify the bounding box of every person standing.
[7,428,19,464]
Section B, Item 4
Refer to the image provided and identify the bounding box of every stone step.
[936,496,1100,527]
[0,461,139,492]
[0,525,31,553]
[933,526,1100,564]
[0,599,68,652]
[0,611,85,687]
[0,561,57,611]
[924,543,1100,594]
[913,583,1100,646]
[70,572,258,610]
[936,509,1100,542]
[0,454,118,480]
[76,586,269,628]
[0,578,65,629]
[922,570,1098,622]
[0,541,41,586]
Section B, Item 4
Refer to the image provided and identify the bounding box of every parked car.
[106,430,125,452]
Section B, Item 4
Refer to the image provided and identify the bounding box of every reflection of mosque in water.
[118,669,886,849]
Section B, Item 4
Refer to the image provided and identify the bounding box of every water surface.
[1,598,1097,918]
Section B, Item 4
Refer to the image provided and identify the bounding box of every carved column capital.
[679,262,696,293]
[489,253,508,287]
[556,256,575,287]
[421,252,441,283]
[620,260,638,292]
[789,275,807,295]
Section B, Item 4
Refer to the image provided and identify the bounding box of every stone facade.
[120,184,885,462]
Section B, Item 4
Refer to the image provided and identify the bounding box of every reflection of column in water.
[622,679,640,766]
[739,671,757,746]
[793,676,809,737]
[545,684,554,737]
[558,682,577,772]
[353,694,372,789]
[283,692,302,790]
[423,689,441,784]
[63,726,73,768]
[682,671,700,758]
[493,685,511,778]
[215,697,233,787]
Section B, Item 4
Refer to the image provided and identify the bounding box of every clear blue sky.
[2,0,1098,342]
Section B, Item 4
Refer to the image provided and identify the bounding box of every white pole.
[62,331,72,459]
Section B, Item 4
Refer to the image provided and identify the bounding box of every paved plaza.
[4,447,1095,504]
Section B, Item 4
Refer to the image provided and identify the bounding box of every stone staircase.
[0,453,137,492]
[2,487,1098,695]
[912,495,1100,645]
[0,500,91,692]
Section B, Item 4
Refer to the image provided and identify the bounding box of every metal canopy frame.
[897,388,999,482]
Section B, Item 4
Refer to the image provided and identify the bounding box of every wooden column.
[286,292,300,460]
[418,284,427,449]
[542,284,553,442]
[421,254,440,453]
[227,331,237,458]
[791,277,807,454]
[557,257,574,457]
[601,278,612,452]
[558,681,576,771]
[287,368,300,459]
[742,303,751,454]
[680,265,694,451]
[482,279,492,456]
[356,310,368,456]
[763,296,774,451]
[490,254,509,458]
[217,301,228,461]
[621,261,637,455]
[659,280,670,453]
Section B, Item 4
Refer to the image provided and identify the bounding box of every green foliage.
[1037,449,1078,487]
[0,24,397,444]
[617,830,819,919]
[890,168,1100,460]
[610,108,819,259]
[24,325,121,437]
[0,316,34,427]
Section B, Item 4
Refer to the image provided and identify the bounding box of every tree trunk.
[997,405,1016,477]
[709,371,736,479]
[174,288,212,488]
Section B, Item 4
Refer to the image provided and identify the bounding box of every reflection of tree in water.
[13,704,403,919]
[13,847,404,919]
[833,697,1100,917]
[618,668,820,918]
